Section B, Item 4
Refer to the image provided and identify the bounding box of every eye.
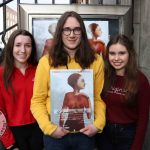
[109,51,116,55]
[63,27,71,32]
[119,51,127,55]
[25,44,32,48]
[73,27,81,34]
[15,43,21,47]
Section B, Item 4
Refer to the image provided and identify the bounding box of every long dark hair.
[2,29,38,90]
[103,34,138,104]
[49,11,96,69]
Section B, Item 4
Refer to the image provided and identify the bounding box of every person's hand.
[12,148,19,150]
[7,144,19,150]
[51,127,69,139]
[80,124,99,137]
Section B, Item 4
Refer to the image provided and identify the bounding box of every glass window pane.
[55,0,70,4]
[5,0,18,43]
[37,0,52,4]
[0,8,3,33]
[7,0,17,11]
[0,7,4,49]
[20,0,35,4]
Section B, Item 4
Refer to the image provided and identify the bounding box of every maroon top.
[102,71,150,150]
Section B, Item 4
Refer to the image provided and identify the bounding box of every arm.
[0,83,15,149]
[1,127,15,149]
[0,109,15,149]
[130,73,150,150]
[86,98,92,119]
[93,55,106,132]
[59,94,69,127]
[30,56,57,135]
[83,95,92,119]
[80,55,106,136]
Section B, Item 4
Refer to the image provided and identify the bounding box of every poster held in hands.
[50,69,94,132]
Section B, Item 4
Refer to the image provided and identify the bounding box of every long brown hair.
[103,34,138,104]
[49,11,96,69]
[2,29,38,91]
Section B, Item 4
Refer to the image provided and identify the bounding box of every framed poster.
[19,4,132,58]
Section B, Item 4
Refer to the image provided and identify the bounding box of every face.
[13,35,32,67]
[62,17,81,52]
[108,43,129,76]
[76,76,85,90]
[95,26,102,37]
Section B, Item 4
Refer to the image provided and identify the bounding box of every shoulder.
[95,54,104,62]
[92,54,104,67]
[97,40,105,45]
[0,65,4,78]
[38,55,50,67]
[138,70,150,89]
[36,55,50,73]
[79,93,89,99]
[64,92,74,99]
[0,65,3,72]
[138,71,149,84]
[39,55,49,63]
[28,64,37,70]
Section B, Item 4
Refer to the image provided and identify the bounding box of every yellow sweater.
[31,55,106,135]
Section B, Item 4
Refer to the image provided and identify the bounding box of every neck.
[74,89,80,94]
[92,35,97,41]
[65,48,77,58]
[15,63,28,75]
[116,70,125,76]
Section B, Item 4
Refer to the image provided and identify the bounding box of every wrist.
[6,143,17,150]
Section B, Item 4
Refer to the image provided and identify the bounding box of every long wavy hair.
[49,11,96,69]
[2,29,38,91]
[103,34,139,105]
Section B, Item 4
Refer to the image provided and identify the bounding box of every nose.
[69,30,75,37]
[114,54,119,60]
[20,45,26,52]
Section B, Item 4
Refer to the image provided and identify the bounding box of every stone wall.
[133,0,150,150]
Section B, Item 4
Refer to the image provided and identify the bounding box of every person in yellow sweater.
[31,11,106,150]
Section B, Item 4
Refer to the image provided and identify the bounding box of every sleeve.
[0,70,15,148]
[0,95,15,148]
[130,73,150,150]
[30,56,57,135]
[93,55,106,132]
[59,94,68,127]
[0,122,15,149]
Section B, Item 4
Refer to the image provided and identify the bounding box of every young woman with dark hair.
[96,34,150,150]
[0,29,43,150]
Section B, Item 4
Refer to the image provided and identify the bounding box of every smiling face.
[108,43,129,76]
[13,35,32,67]
[95,26,102,37]
[62,17,81,53]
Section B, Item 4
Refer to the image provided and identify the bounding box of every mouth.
[18,55,27,59]
[113,62,122,66]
